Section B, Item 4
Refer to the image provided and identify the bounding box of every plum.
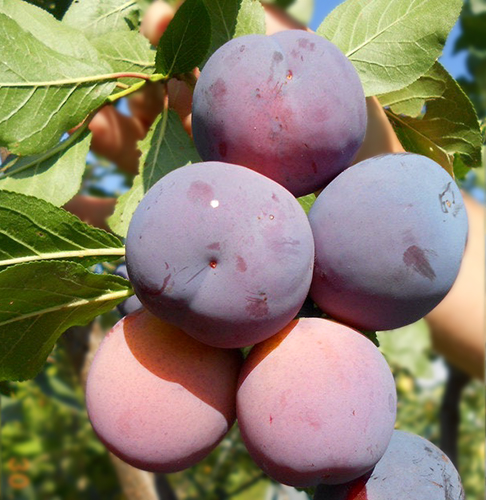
[192,30,367,197]
[86,309,242,473]
[125,161,314,348]
[309,153,468,331]
[237,317,397,487]
[114,263,143,316]
[314,430,465,499]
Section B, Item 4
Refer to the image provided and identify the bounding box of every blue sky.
[308,1,468,79]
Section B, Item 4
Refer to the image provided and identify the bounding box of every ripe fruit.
[237,318,397,487]
[309,153,468,331]
[315,430,465,499]
[125,162,314,348]
[192,30,367,197]
[114,263,143,316]
[86,310,242,473]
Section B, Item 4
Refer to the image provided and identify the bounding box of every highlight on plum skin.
[314,430,465,499]
[85,309,243,473]
[309,153,469,332]
[114,263,143,316]
[236,317,397,488]
[125,161,315,349]
[192,30,367,197]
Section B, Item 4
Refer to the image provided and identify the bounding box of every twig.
[440,363,470,466]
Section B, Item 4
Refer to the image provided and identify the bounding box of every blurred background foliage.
[2,0,485,499]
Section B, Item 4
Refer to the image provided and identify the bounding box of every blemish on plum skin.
[403,245,436,281]
[239,45,246,53]
[207,242,221,251]
[273,51,284,63]
[245,295,269,318]
[209,78,227,101]
[187,181,214,205]
[311,161,318,174]
[272,193,279,202]
[209,261,217,269]
[236,256,247,272]
[287,70,293,80]
[297,38,314,51]
[439,182,456,214]
[269,415,273,424]
[160,274,172,294]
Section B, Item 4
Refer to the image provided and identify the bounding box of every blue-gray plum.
[86,309,242,473]
[114,264,143,316]
[125,162,314,348]
[309,153,468,331]
[192,30,367,197]
[236,318,396,488]
[314,430,465,499]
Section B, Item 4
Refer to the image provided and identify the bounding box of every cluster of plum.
[86,31,467,497]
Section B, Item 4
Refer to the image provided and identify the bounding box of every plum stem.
[107,74,166,104]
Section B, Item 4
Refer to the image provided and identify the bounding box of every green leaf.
[297,193,316,214]
[0,191,124,271]
[108,175,144,238]
[200,0,265,66]
[0,129,91,206]
[23,0,73,20]
[201,0,242,63]
[385,63,482,175]
[234,0,266,38]
[0,261,132,382]
[0,13,116,156]
[288,0,315,25]
[261,0,295,9]
[261,0,314,25]
[202,0,241,51]
[156,0,212,77]
[377,320,433,379]
[0,0,102,63]
[378,64,446,117]
[92,31,156,86]
[201,0,265,67]
[63,0,140,37]
[453,154,471,180]
[318,0,463,96]
[109,109,201,237]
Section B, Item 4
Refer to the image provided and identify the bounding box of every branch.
[440,363,470,467]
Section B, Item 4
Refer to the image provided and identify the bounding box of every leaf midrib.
[85,0,137,29]
[0,247,125,269]
[346,0,428,58]
[0,289,131,326]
